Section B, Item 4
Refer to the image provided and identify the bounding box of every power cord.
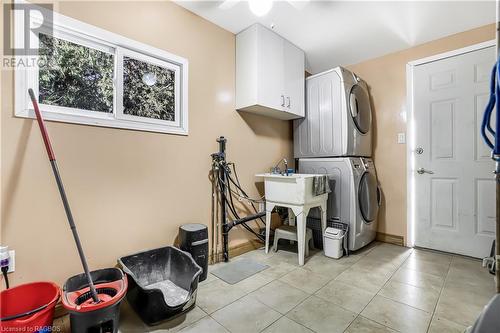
[1,266,9,289]
[0,246,10,289]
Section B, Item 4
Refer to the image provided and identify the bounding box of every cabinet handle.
[287,97,290,108]
[281,95,285,107]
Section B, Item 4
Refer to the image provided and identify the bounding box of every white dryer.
[294,67,373,158]
[299,157,380,251]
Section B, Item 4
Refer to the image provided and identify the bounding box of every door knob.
[417,168,434,175]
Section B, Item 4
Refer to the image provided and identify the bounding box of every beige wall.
[1,1,293,286]
[347,24,495,244]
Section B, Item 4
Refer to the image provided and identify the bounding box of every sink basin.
[256,173,326,205]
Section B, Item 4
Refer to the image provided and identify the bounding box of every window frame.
[15,6,189,135]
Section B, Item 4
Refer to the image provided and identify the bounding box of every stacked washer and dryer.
[294,67,381,251]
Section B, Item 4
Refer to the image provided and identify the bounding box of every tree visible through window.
[123,57,176,121]
[38,33,114,113]
[16,11,188,135]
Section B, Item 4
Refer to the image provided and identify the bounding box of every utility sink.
[256,173,326,205]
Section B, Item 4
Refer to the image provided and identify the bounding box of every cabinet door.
[257,25,285,111]
[284,41,305,117]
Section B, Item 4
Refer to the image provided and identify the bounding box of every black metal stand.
[212,137,229,262]
[211,136,265,262]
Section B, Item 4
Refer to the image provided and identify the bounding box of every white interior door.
[412,45,495,258]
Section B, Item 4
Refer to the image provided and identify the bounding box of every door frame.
[405,40,495,248]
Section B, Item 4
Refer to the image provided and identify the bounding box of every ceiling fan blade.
[219,0,240,10]
[287,0,310,10]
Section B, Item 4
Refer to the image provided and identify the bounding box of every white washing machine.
[299,157,380,251]
[294,67,373,158]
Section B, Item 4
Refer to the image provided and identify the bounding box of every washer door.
[349,85,372,135]
[358,171,379,223]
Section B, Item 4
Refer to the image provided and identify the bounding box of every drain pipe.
[211,136,230,262]
[215,137,229,262]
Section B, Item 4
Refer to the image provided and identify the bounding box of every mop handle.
[28,89,55,161]
[27,89,100,303]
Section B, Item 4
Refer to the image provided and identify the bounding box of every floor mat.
[211,258,269,284]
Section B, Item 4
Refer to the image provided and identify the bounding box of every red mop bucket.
[0,282,60,333]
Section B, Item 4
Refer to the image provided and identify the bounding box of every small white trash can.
[323,227,345,259]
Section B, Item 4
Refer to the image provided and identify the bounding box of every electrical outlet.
[8,250,15,273]
[397,132,406,144]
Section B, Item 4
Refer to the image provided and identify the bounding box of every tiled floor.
[55,242,495,333]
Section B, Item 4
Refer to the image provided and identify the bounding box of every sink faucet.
[272,158,289,176]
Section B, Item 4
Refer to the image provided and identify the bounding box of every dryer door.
[358,171,379,223]
[349,84,372,135]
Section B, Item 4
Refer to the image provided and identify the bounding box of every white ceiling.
[175,1,495,74]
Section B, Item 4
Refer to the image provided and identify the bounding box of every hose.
[480,54,500,288]
[228,163,266,227]
[217,165,265,204]
[224,173,265,241]
[481,56,500,155]
[1,304,48,322]
[215,163,265,242]
[227,163,265,203]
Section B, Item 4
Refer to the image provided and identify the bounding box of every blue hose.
[496,59,500,156]
[481,57,500,157]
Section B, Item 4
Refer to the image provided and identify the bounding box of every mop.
[28,88,100,303]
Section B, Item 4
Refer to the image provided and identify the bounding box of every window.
[15,8,188,135]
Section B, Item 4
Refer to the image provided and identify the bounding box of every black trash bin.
[118,246,202,325]
[179,224,209,282]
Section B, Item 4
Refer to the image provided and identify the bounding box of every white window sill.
[16,109,189,135]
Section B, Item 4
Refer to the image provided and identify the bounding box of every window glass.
[123,56,176,121]
[38,33,114,113]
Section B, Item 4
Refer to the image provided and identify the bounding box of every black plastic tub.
[118,246,202,326]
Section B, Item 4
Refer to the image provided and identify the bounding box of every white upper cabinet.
[236,24,305,120]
